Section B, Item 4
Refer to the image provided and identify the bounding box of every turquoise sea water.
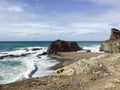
[0,41,101,84]
[0,41,50,52]
[0,41,101,51]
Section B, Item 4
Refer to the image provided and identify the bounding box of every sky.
[0,0,120,41]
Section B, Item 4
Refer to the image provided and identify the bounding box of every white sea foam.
[83,45,100,52]
[0,44,102,84]
[78,45,101,52]
[0,58,27,84]
[0,46,59,84]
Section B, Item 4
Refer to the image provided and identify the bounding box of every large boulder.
[100,28,120,53]
[47,40,82,55]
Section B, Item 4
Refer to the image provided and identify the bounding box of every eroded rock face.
[47,40,82,55]
[110,28,120,40]
[100,28,120,53]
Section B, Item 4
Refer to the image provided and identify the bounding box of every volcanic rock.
[32,48,42,51]
[0,53,32,60]
[47,40,82,55]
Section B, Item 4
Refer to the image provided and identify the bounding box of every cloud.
[8,6,23,12]
[70,23,110,28]
[10,23,52,28]
[0,0,119,41]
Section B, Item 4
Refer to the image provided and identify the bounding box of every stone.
[36,52,47,58]
[86,50,91,52]
[40,52,47,55]
[100,28,120,53]
[32,48,42,51]
[47,40,82,55]
[0,53,32,60]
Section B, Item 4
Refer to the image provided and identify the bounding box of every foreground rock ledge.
[47,40,82,55]
[100,28,120,53]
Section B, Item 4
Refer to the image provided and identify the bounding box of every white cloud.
[70,23,110,28]
[0,0,120,41]
[8,6,23,12]
[10,23,52,28]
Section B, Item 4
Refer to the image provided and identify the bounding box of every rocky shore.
[1,52,120,90]
[1,30,120,90]
[0,52,103,90]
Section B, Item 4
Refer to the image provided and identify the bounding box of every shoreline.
[0,52,102,85]
[49,52,102,70]
[1,52,110,90]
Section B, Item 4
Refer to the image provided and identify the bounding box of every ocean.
[0,41,101,84]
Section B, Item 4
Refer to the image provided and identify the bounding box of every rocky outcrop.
[47,40,82,55]
[100,28,120,53]
[110,28,120,40]
[37,52,47,58]
[55,54,108,76]
[32,48,42,51]
[0,53,32,59]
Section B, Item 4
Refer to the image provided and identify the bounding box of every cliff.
[100,28,120,53]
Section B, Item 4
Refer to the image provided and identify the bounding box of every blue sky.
[0,0,120,41]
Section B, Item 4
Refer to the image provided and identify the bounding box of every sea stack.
[100,28,120,53]
[47,39,82,55]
